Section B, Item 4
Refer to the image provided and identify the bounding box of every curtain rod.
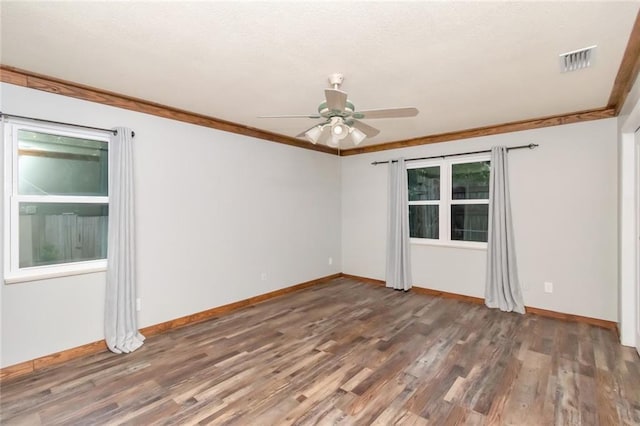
[370,143,538,165]
[0,112,135,137]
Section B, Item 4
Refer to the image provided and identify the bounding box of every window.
[408,156,490,248]
[4,121,109,282]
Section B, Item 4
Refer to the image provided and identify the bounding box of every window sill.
[410,239,487,251]
[4,261,107,284]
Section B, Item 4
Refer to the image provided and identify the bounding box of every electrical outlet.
[261,272,267,281]
[136,298,142,311]
[544,282,553,293]
[328,257,333,265]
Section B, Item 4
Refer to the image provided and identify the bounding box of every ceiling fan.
[259,73,419,147]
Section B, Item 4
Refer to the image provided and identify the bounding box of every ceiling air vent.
[559,45,596,73]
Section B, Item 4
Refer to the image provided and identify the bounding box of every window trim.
[3,120,109,284]
[408,154,490,250]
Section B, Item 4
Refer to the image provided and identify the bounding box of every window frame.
[3,120,110,283]
[407,154,490,250]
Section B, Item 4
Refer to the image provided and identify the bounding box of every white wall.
[342,119,619,321]
[0,83,342,367]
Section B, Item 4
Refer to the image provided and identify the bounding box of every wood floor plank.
[594,366,622,425]
[501,349,551,425]
[1,277,638,425]
[350,372,412,424]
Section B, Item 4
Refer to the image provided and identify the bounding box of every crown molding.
[339,107,615,156]
[608,10,640,115]
[0,65,339,155]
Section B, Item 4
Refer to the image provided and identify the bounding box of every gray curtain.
[485,146,525,314]
[105,127,145,353]
[386,158,412,291]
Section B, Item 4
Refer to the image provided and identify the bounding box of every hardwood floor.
[1,277,639,425]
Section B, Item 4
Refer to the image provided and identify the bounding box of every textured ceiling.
[1,1,638,149]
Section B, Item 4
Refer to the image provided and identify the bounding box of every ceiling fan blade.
[325,89,348,112]
[351,119,380,137]
[353,107,419,119]
[259,114,322,119]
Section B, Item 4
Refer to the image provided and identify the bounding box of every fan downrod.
[328,73,344,89]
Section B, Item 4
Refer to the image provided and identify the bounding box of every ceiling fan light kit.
[304,125,323,144]
[261,73,419,148]
[330,116,349,137]
[350,127,367,146]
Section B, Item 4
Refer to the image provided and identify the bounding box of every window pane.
[19,203,108,268]
[451,161,490,200]
[451,204,488,242]
[408,166,440,201]
[18,130,108,196]
[409,205,439,239]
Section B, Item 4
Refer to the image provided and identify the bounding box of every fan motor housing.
[318,101,355,117]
